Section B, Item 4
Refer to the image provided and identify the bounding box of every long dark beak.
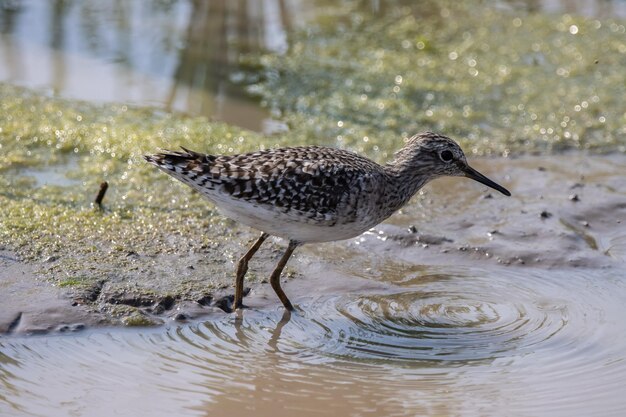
[462,165,511,196]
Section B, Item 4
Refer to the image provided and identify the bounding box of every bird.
[144,132,510,311]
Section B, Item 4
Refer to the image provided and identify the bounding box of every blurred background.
[1,0,625,133]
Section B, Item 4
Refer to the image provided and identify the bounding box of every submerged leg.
[234,232,269,310]
[269,240,300,311]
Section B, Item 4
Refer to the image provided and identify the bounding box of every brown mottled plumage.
[145,132,510,311]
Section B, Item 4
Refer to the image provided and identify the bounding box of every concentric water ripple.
[292,267,582,362]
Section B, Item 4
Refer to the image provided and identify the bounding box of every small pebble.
[214,295,234,313]
[540,210,552,219]
[196,295,212,306]
[174,313,188,321]
[156,295,175,310]
[407,225,418,234]
[569,194,580,202]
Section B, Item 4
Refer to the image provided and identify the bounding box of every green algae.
[0,84,278,318]
[249,0,626,157]
[57,277,92,288]
[122,313,159,327]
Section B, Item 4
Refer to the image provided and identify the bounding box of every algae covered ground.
[0,84,285,326]
[249,0,626,157]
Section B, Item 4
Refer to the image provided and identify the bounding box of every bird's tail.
[144,147,204,167]
[144,147,215,185]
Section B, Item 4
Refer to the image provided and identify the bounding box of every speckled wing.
[144,146,382,225]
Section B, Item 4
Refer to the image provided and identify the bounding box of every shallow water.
[0,0,302,133]
[2,265,625,417]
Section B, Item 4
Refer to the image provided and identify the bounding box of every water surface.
[2,265,625,417]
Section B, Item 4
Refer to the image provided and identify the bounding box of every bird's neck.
[382,151,434,213]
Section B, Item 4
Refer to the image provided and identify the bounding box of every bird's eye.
[440,150,454,162]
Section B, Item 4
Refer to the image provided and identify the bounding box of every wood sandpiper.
[145,132,511,311]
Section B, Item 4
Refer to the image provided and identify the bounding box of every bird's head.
[393,132,511,196]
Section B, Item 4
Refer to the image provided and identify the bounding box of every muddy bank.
[0,251,105,334]
[1,152,624,334]
[355,153,626,270]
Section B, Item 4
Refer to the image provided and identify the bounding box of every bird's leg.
[269,240,300,311]
[234,232,269,310]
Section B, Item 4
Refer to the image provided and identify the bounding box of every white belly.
[208,193,371,243]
